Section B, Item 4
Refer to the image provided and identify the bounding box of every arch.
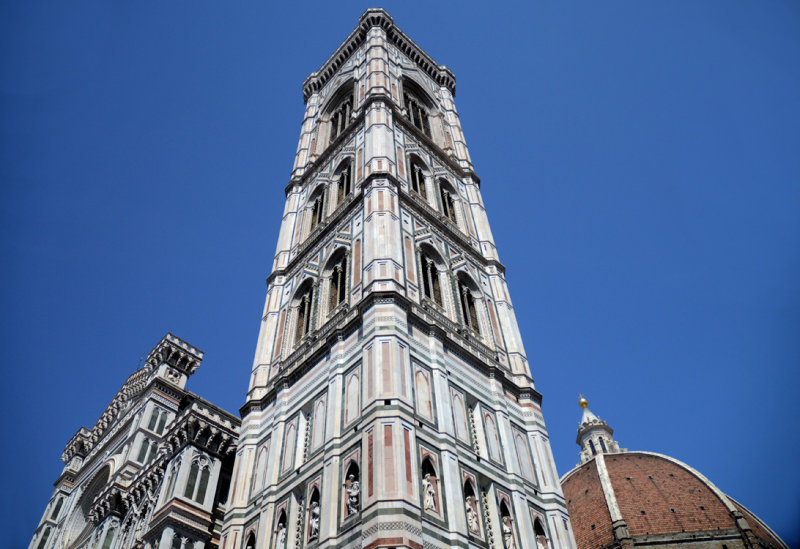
[307,487,321,540]
[452,392,469,443]
[312,399,326,449]
[282,423,297,472]
[274,509,288,549]
[324,247,349,314]
[415,369,433,421]
[36,527,51,549]
[420,457,440,513]
[253,446,268,495]
[484,413,502,463]
[292,278,315,344]
[244,532,256,549]
[64,465,111,546]
[344,461,361,517]
[437,177,459,225]
[163,458,180,501]
[456,271,481,334]
[534,518,550,549]
[333,158,354,205]
[407,154,429,199]
[402,77,433,138]
[499,500,516,549]
[50,496,64,520]
[514,432,535,483]
[325,80,355,143]
[418,243,444,307]
[463,479,481,535]
[344,373,359,425]
[307,184,326,233]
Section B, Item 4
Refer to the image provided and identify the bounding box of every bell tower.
[221,9,576,549]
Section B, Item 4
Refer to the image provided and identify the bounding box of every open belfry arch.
[222,9,576,549]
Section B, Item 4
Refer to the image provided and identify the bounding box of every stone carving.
[308,501,320,539]
[345,474,360,515]
[275,520,287,549]
[466,495,479,534]
[503,519,516,549]
[165,368,181,384]
[422,474,436,511]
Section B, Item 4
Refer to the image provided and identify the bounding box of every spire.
[576,395,625,464]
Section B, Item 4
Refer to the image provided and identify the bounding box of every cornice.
[240,291,538,418]
[302,9,455,103]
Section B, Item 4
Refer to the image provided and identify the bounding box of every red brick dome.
[561,452,786,549]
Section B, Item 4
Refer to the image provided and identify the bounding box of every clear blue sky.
[2,1,798,545]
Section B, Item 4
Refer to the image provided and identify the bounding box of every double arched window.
[183,458,211,504]
[307,186,325,234]
[438,178,458,225]
[419,246,443,307]
[326,249,348,314]
[403,80,432,138]
[456,273,480,335]
[334,160,353,206]
[329,88,354,143]
[409,157,428,200]
[293,280,315,344]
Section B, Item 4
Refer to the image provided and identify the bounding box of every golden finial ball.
[579,395,589,408]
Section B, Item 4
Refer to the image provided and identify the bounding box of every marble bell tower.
[220,9,576,549]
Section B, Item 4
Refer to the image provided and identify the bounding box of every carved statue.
[422,474,436,511]
[308,501,320,539]
[275,521,286,549]
[466,496,479,534]
[345,474,360,515]
[503,519,516,549]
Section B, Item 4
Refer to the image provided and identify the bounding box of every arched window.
[245,532,256,549]
[335,160,353,206]
[147,406,169,435]
[599,437,608,453]
[589,439,597,456]
[326,250,348,314]
[438,178,458,225]
[36,527,51,549]
[164,460,180,501]
[170,532,182,549]
[253,446,268,495]
[100,522,117,549]
[403,81,432,138]
[457,274,480,334]
[50,496,64,520]
[293,280,315,343]
[329,93,354,143]
[275,510,288,548]
[183,459,211,504]
[137,437,156,463]
[308,187,325,233]
[409,157,428,200]
[419,246,443,307]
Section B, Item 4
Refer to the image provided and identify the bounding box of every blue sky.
[2,1,798,545]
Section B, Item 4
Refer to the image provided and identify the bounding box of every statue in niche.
[275,520,286,549]
[308,501,320,539]
[465,496,480,534]
[422,474,436,511]
[503,518,516,549]
[345,474,360,515]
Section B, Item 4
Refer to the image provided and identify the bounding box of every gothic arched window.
[36,527,51,549]
[463,480,481,536]
[457,274,480,335]
[419,247,443,307]
[183,458,211,504]
[335,160,353,206]
[409,157,428,200]
[438,178,458,225]
[403,81,432,138]
[329,86,354,143]
[326,250,348,314]
[293,280,315,343]
[308,186,325,233]
[534,518,550,549]
[50,496,64,520]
